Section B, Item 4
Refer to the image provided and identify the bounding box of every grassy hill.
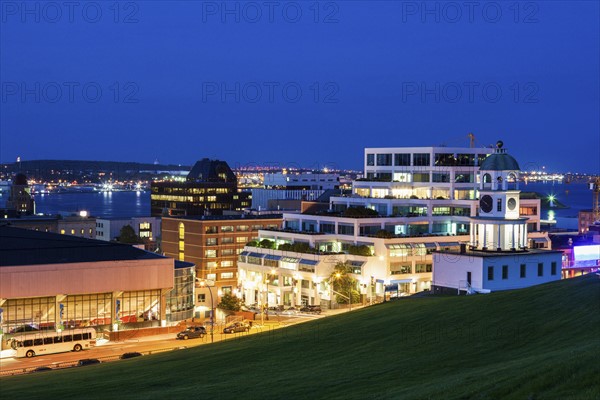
[2,275,599,399]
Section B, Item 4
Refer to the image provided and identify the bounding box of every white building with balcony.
[237,143,550,307]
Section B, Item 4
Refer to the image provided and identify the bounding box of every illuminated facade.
[237,144,551,306]
[432,142,562,293]
[151,159,251,217]
[161,214,282,315]
[0,226,183,343]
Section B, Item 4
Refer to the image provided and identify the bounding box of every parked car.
[78,358,101,366]
[10,324,39,333]
[223,322,250,334]
[176,326,207,340]
[300,305,321,314]
[120,352,143,359]
[32,366,52,373]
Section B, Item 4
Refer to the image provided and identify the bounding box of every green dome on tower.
[479,141,520,171]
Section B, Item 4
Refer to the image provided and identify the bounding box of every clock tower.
[471,141,527,251]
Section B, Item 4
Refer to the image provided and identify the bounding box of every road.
[0,313,326,374]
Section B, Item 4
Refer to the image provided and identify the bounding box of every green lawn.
[2,275,599,399]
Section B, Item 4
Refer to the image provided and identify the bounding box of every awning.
[437,242,460,247]
[349,260,365,267]
[531,238,547,243]
[240,251,250,256]
[390,279,412,284]
[248,252,267,258]
[386,243,412,249]
[264,254,282,261]
[299,259,319,266]
[423,243,437,248]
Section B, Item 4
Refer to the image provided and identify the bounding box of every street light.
[198,279,215,343]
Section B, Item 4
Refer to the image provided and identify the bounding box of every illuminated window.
[220,272,234,279]
[71,229,75,235]
[139,222,151,230]
[60,229,65,234]
[179,241,185,251]
[80,229,84,235]
[206,262,218,269]
[221,260,233,267]
[179,252,185,261]
[206,273,216,281]
[221,226,234,232]
[206,238,217,246]
[236,237,248,244]
[178,223,185,240]
[205,250,217,258]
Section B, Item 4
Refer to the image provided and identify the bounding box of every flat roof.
[0,226,166,267]
[433,248,563,258]
[165,214,282,222]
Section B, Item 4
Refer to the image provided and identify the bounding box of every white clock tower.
[471,141,528,251]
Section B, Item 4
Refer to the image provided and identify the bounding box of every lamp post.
[199,279,215,343]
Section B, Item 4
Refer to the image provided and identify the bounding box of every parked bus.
[10,328,97,358]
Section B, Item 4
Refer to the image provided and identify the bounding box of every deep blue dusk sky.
[1,1,598,172]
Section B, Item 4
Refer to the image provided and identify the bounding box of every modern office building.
[95,216,161,242]
[161,214,283,316]
[151,158,251,217]
[432,142,562,293]
[0,226,183,341]
[236,143,551,308]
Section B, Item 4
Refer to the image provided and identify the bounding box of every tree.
[259,239,276,249]
[375,230,393,239]
[329,262,361,305]
[117,225,143,244]
[217,293,242,312]
[347,244,372,256]
[342,207,378,217]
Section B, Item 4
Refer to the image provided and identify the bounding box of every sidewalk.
[0,349,16,359]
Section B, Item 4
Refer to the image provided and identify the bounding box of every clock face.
[480,195,493,213]
[507,198,517,210]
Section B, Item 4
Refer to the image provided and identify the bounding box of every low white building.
[263,172,339,190]
[432,142,562,294]
[95,217,161,242]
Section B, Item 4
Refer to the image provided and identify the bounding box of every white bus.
[10,328,97,358]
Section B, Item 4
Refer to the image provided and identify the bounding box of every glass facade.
[2,297,56,333]
[62,293,112,328]
[1,290,166,334]
[166,266,195,322]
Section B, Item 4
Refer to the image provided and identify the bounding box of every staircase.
[458,280,476,295]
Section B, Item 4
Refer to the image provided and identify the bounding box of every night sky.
[1,1,598,172]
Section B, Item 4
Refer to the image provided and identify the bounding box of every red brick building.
[162,215,282,313]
